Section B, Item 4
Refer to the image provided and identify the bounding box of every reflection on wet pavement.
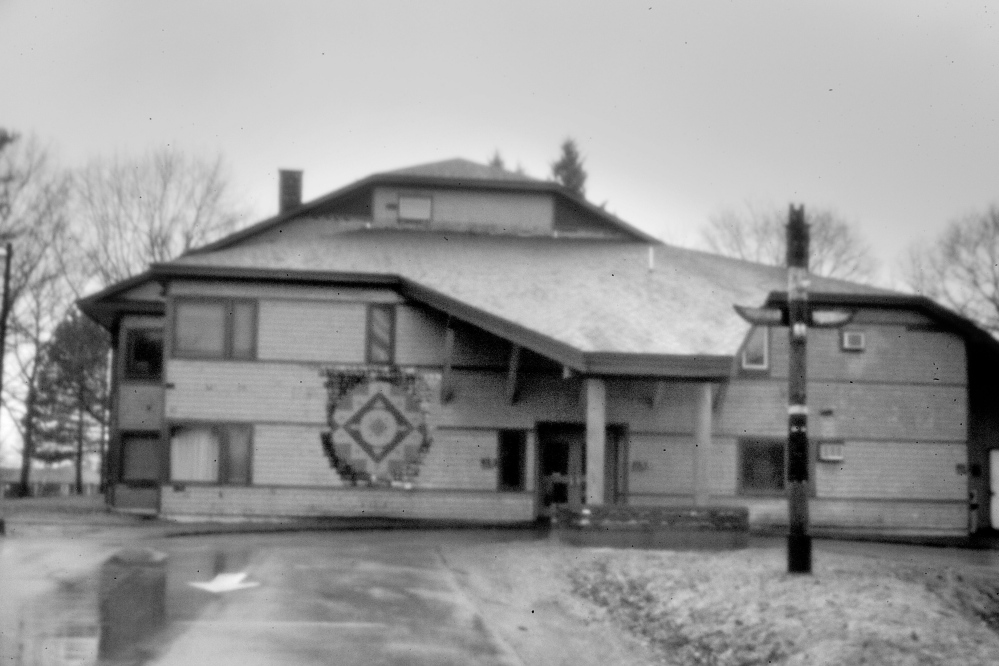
[2,529,993,665]
[0,539,107,665]
[98,549,167,663]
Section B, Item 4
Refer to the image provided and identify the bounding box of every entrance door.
[991,449,999,530]
[537,424,585,514]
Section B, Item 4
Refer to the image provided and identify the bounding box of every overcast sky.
[2,0,998,284]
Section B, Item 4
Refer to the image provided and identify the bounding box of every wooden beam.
[440,326,455,403]
[506,345,521,405]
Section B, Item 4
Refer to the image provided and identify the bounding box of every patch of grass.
[569,548,999,666]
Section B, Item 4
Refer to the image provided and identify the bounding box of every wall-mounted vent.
[841,330,866,352]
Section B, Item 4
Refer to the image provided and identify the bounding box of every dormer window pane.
[398,196,432,222]
[741,327,768,370]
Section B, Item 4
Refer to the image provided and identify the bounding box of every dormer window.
[398,195,432,223]
[741,327,769,371]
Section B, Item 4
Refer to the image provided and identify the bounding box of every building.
[78,159,999,537]
[1,465,101,497]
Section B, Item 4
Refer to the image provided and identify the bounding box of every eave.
[765,290,999,359]
[126,264,733,379]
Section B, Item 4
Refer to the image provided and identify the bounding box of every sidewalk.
[3,494,998,550]
[0,494,544,540]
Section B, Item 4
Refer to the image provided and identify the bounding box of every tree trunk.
[75,402,85,495]
[17,382,38,498]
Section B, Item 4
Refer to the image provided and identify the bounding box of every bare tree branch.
[904,205,999,334]
[75,148,248,287]
[701,202,879,283]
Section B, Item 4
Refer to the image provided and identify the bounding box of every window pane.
[122,435,160,481]
[398,196,432,222]
[222,426,252,485]
[231,302,255,359]
[742,327,768,369]
[170,426,220,482]
[175,302,226,357]
[498,430,526,491]
[367,305,395,364]
[124,329,163,380]
[741,439,785,493]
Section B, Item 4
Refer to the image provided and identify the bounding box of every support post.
[693,382,713,507]
[506,345,520,405]
[585,377,606,506]
[786,205,812,574]
[440,327,455,403]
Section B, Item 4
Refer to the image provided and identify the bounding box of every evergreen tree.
[29,311,110,493]
[488,151,505,170]
[550,138,587,197]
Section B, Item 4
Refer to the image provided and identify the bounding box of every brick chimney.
[279,169,303,214]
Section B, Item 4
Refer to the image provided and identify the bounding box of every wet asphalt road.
[145,531,530,665]
[2,528,997,665]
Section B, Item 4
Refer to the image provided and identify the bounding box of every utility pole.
[785,206,811,574]
[734,206,854,574]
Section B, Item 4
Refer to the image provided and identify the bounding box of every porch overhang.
[82,263,740,380]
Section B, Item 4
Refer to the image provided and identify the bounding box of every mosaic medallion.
[340,391,415,463]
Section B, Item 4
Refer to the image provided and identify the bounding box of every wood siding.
[627,310,971,535]
[373,187,554,233]
[148,286,973,534]
[253,424,343,487]
[417,428,499,490]
[258,300,367,363]
[161,485,535,522]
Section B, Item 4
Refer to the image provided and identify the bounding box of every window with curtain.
[170,426,221,482]
[170,424,253,484]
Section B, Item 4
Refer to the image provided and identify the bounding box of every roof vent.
[279,169,303,214]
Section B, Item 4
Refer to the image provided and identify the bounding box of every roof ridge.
[377,157,541,183]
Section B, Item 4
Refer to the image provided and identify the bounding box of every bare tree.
[0,131,75,496]
[701,203,879,282]
[905,205,999,335]
[75,148,247,286]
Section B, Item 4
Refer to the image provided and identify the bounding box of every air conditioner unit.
[818,442,845,462]
[841,331,865,351]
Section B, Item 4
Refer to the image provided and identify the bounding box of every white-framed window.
[398,195,432,223]
[173,298,256,360]
[741,326,769,370]
[123,328,164,381]
[841,330,866,352]
[170,424,252,485]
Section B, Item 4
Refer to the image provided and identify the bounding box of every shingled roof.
[380,158,539,183]
[159,226,890,374]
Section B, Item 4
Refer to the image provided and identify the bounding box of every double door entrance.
[537,423,627,514]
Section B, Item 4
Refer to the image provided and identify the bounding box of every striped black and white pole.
[786,205,812,574]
